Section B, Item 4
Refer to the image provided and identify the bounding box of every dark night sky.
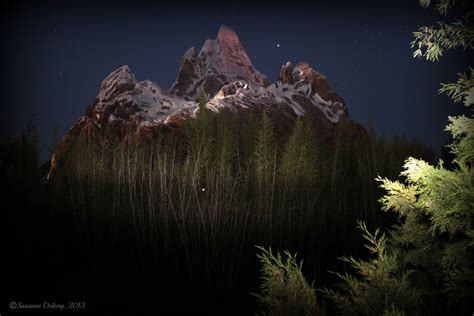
[1,0,471,160]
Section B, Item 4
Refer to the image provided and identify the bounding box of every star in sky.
[276,43,280,48]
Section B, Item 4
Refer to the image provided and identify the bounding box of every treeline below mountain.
[3,111,434,314]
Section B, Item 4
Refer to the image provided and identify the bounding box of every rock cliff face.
[50,25,365,178]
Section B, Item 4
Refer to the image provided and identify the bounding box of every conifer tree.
[216,111,238,176]
[322,221,422,315]
[279,118,320,209]
[253,112,277,220]
[253,246,322,316]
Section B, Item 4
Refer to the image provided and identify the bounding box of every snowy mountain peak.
[279,61,296,84]
[63,27,359,155]
[279,61,347,114]
[51,26,365,178]
[90,27,348,129]
[171,25,269,98]
[211,25,269,87]
[183,47,197,60]
[98,65,137,102]
[217,25,240,45]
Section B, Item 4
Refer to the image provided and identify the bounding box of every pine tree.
[279,118,320,210]
[1,122,41,201]
[253,246,322,316]
[216,111,239,176]
[182,91,216,196]
[253,112,277,223]
[322,221,423,315]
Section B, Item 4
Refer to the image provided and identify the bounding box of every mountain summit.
[50,25,364,177]
[171,25,269,98]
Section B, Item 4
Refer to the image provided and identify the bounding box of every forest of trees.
[3,101,434,313]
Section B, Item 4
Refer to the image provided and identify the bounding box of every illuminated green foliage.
[254,113,276,188]
[279,117,320,208]
[322,221,422,315]
[411,0,473,61]
[253,246,322,316]
[439,68,474,105]
[412,0,474,109]
[253,112,277,217]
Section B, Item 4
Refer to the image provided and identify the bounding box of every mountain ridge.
[49,25,365,178]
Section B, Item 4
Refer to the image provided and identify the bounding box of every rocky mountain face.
[50,25,364,177]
